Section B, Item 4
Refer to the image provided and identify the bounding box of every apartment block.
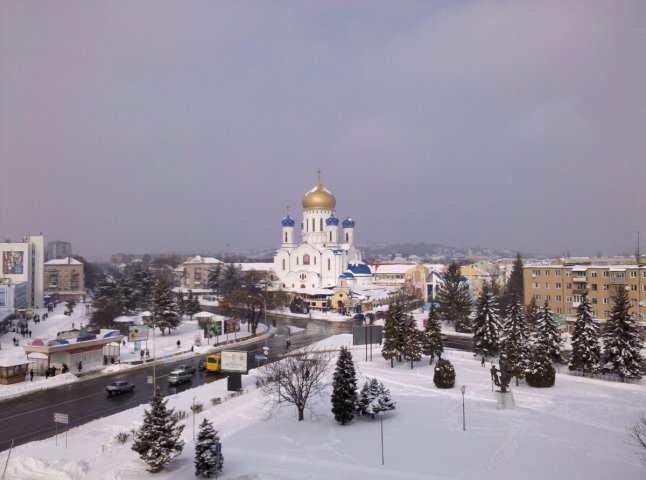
[43,257,85,301]
[523,261,646,323]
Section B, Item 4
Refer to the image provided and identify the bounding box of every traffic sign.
[54,413,68,424]
[255,353,268,362]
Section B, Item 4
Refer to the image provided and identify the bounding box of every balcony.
[573,276,587,282]
[608,278,625,285]
[572,288,587,295]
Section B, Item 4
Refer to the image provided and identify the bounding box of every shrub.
[115,431,130,444]
[433,359,455,389]
[190,402,204,414]
[175,410,188,420]
[211,397,222,406]
[525,355,556,388]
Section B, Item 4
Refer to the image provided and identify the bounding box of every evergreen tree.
[401,315,422,369]
[220,263,242,296]
[501,252,524,314]
[569,293,601,374]
[176,292,186,317]
[421,303,444,364]
[472,281,502,360]
[91,278,126,329]
[381,304,404,367]
[500,293,530,384]
[206,263,223,294]
[436,261,472,333]
[602,287,643,379]
[357,378,395,418]
[533,300,564,363]
[129,265,155,312]
[131,389,185,473]
[331,347,358,425]
[525,297,540,331]
[194,418,223,478]
[185,290,201,319]
[151,280,181,335]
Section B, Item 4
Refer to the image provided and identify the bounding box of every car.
[198,358,206,371]
[175,364,196,374]
[168,370,193,385]
[105,380,135,396]
[353,313,365,322]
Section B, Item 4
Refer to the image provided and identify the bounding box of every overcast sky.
[1,1,645,260]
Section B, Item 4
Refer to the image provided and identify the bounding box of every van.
[205,353,221,373]
[168,370,193,385]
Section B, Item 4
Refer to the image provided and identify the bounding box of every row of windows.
[531,269,645,278]
[282,257,333,271]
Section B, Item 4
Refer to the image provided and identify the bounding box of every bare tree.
[261,348,332,421]
[629,413,646,464]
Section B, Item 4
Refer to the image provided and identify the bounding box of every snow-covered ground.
[1,334,645,479]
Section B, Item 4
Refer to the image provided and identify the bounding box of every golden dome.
[302,173,336,211]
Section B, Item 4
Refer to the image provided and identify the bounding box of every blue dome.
[325,214,339,226]
[342,217,355,228]
[347,262,371,275]
[281,215,295,227]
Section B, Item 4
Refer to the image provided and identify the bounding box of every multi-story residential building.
[0,234,45,308]
[523,260,646,325]
[46,241,72,260]
[182,256,222,289]
[43,257,85,301]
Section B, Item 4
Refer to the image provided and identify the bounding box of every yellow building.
[43,257,85,301]
[523,262,646,323]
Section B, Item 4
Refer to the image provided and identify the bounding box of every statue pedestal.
[494,391,515,410]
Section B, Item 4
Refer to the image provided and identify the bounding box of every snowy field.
[1,334,645,479]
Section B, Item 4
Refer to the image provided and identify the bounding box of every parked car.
[105,380,135,396]
[174,364,196,375]
[168,370,193,385]
[198,358,206,371]
[353,313,365,322]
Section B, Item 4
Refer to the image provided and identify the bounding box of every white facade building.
[0,234,45,308]
[274,175,362,290]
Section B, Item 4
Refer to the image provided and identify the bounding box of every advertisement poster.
[128,325,149,342]
[2,251,24,275]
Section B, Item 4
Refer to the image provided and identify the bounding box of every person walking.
[177,339,181,349]
[78,361,82,373]
[481,356,486,367]
[140,349,144,360]
[286,335,291,350]
[145,349,150,359]
[29,369,34,381]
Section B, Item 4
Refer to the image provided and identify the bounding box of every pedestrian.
[111,357,115,365]
[45,369,49,379]
[103,355,108,365]
[29,369,34,381]
[145,349,150,359]
[177,340,181,349]
[122,340,126,347]
[51,366,57,377]
[28,330,32,338]
[62,363,68,373]
[481,356,486,367]
[286,335,291,350]
[140,349,144,359]
[78,361,82,373]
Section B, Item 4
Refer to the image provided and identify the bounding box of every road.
[0,314,354,452]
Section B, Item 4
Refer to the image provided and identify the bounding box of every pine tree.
[331,347,358,425]
[472,281,502,360]
[185,290,201,319]
[525,297,540,331]
[602,287,643,379]
[176,292,186,317]
[534,300,564,363]
[421,303,444,364]
[381,304,404,368]
[91,278,126,328]
[500,293,530,383]
[436,261,472,333]
[501,252,524,315]
[194,418,223,478]
[401,315,422,369]
[569,293,601,374]
[357,378,395,418]
[220,263,242,296]
[151,280,181,335]
[206,263,223,294]
[131,389,185,473]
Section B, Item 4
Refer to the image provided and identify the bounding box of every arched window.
[296,257,299,266]
[320,218,323,231]
[282,259,286,270]
[312,218,315,231]
[314,256,316,265]
[303,254,310,265]
[345,232,349,242]
[329,231,332,241]
[328,258,331,270]
[284,232,287,243]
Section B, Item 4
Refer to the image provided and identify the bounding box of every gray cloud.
[1,1,644,259]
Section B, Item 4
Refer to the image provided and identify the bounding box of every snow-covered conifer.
[472,281,501,360]
[331,347,358,425]
[131,389,185,473]
[194,418,223,478]
[500,293,530,383]
[569,293,601,374]
[533,300,564,363]
[421,303,444,364]
[151,279,180,335]
[358,378,395,418]
[602,287,643,379]
[401,315,422,369]
[382,304,404,367]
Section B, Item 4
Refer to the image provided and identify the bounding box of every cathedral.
[273,173,366,290]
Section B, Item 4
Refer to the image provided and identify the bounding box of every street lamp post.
[461,385,466,431]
